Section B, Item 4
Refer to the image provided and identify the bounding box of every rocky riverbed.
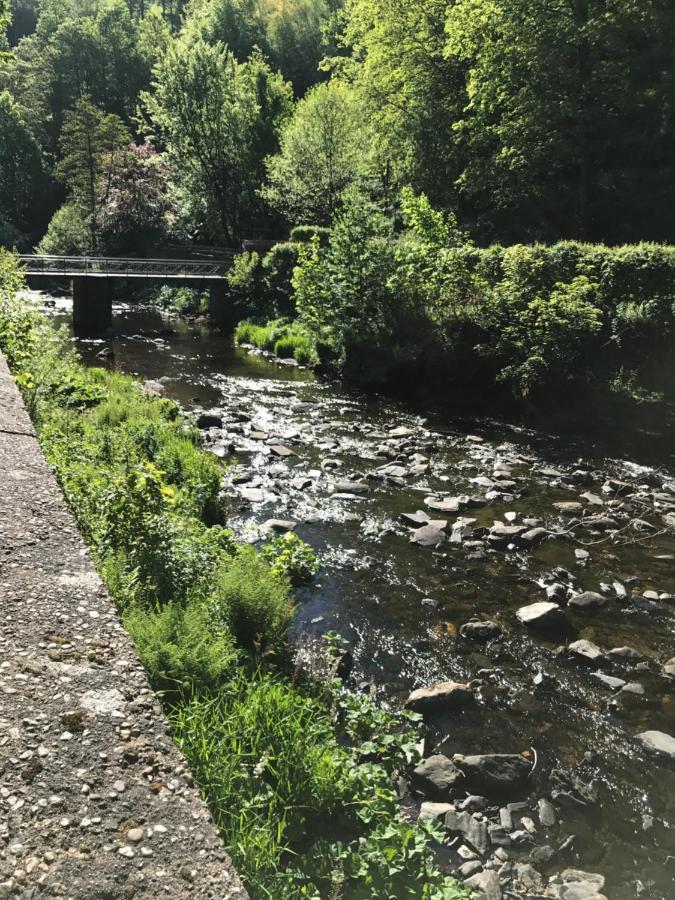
[47,299,675,900]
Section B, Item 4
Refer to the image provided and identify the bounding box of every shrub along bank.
[0,253,467,900]
[233,191,675,403]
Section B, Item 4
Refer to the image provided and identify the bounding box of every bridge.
[20,254,236,334]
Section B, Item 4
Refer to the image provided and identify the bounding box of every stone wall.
[0,351,247,899]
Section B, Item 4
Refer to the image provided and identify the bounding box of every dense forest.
[1,0,674,252]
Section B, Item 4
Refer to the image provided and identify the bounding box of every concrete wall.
[0,351,247,899]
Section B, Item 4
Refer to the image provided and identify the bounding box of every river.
[44,295,674,899]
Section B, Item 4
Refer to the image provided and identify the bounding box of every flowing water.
[44,296,675,899]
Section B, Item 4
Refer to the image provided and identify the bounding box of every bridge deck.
[20,255,235,280]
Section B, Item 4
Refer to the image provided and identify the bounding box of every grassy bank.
[236,316,318,367]
[0,253,466,900]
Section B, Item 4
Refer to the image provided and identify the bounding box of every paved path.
[0,352,247,899]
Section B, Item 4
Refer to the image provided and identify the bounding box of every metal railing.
[19,254,236,280]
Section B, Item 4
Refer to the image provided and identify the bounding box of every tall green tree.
[262,79,369,225]
[0,90,45,246]
[341,0,466,212]
[55,97,131,250]
[445,0,675,243]
[143,38,292,242]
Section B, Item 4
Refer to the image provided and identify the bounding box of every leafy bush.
[125,599,239,701]
[289,225,331,245]
[261,241,299,316]
[153,285,209,317]
[235,317,317,365]
[260,533,319,584]
[37,202,91,255]
[209,547,296,650]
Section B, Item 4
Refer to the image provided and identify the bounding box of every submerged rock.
[405,681,475,715]
[460,620,502,642]
[567,639,604,664]
[410,524,447,548]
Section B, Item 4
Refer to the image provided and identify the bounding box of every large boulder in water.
[405,681,475,716]
[451,753,532,794]
[636,730,675,760]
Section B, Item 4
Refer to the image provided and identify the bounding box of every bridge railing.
[19,255,236,279]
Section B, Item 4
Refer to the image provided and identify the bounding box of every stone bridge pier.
[71,277,113,336]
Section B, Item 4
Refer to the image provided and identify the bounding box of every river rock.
[333,480,369,495]
[591,671,626,691]
[270,444,294,458]
[520,527,550,547]
[410,524,447,548]
[261,519,297,534]
[239,487,266,503]
[549,869,607,900]
[460,620,502,642]
[568,639,604,663]
[636,730,675,759]
[444,808,489,855]
[553,501,584,514]
[411,756,464,799]
[401,511,431,527]
[663,657,675,677]
[538,798,556,827]
[463,869,502,899]
[451,754,531,793]
[568,591,607,611]
[516,601,568,629]
[405,681,475,715]
[196,411,222,429]
[418,801,454,823]
[424,495,461,513]
[607,645,642,661]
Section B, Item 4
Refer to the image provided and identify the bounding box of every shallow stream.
[46,297,675,899]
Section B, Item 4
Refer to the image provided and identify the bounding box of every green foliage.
[289,225,331,245]
[0,90,45,246]
[53,97,131,252]
[260,532,319,584]
[209,547,296,651]
[235,316,317,365]
[125,599,239,701]
[153,285,209,317]
[262,80,371,226]
[143,40,292,242]
[36,201,90,255]
[174,669,468,899]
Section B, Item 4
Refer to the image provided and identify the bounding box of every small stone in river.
[411,756,464,799]
[538,798,556,827]
[568,591,607,611]
[574,549,589,561]
[418,801,454,823]
[568,639,604,664]
[607,646,642,661]
[410,524,447,548]
[444,808,489,855]
[663,657,675,677]
[619,681,644,695]
[270,444,294,458]
[460,620,502,642]
[636,730,675,759]
[459,860,483,879]
[612,581,627,599]
[424,495,461,513]
[463,869,502,899]
[405,681,475,716]
[591,671,626,691]
[553,501,583,514]
[459,795,489,812]
[127,828,144,843]
[118,846,134,858]
[516,601,568,630]
[261,519,297,533]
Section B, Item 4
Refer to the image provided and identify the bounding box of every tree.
[183,0,336,94]
[445,0,675,243]
[340,0,466,212]
[143,38,292,242]
[55,97,130,250]
[0,90,45,246]
[262,80,369,225]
